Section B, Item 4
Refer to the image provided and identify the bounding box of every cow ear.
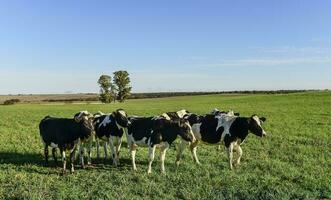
[234,112,240,116]
[260,117,266,122]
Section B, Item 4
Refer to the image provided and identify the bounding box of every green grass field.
[0,92,330,199]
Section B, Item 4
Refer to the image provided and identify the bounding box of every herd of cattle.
[39,108,267,174]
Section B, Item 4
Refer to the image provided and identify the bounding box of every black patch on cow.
[128,117,194,147]
[94,114,124,139]
[199,115,224,144]
[128,117,155,141]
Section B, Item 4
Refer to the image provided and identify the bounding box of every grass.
[0,91,330,199]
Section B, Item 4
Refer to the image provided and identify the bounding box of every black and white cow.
[177,113,267,169]
[93,109,130,166]
[39,111,94,173]
[126,116,196,173]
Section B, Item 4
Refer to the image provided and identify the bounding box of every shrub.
[3,99,20,105]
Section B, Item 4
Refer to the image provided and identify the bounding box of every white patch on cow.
[76,111,89,118]
[118,110,126,117]
[216,114,237,142]
[99,115,111,128]
[185,121,196,143]
[211,108,219,114]
[160,113,171,120]
[252,115,261,126]
[176,109,188,118]
[191,123,202,140]
[133,137,149,146]
[50,142,58,148]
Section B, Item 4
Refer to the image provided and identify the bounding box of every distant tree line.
[35,89,315,103]
[98,70,132,103]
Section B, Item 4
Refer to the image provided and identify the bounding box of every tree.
[97,75,114,103]
[113,70,132,102]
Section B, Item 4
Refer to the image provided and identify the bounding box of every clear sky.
[0,0,331,94]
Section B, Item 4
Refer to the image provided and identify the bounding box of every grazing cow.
[93,109,130,166]
[160,109,190,120]
[126,117,196,173]
[177,113,267,169]
[39,111,94,173]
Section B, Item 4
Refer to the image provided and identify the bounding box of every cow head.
[74,111,95,135]
[177,119,196,143]
[113,109,130,128]
[248,115,267,137]
[184,113,202,126]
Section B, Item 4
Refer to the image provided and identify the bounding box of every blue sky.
[0,0,330,94]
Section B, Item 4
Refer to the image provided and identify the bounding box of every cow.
[177,112,267,169]
[126,116,196,174]
[93,109,130,166]
[39,111,94,174]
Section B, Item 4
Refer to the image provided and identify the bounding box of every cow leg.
[79,143,85,169]
[60,148,66,174]
[52,148,58,166]
[130,144,138,171]
[109,136,118,166]
[226,142,234,170]
[235,145,243,166]
[96,138,100,159]
[176,140,188,166]
[44,145,49,167]
[147,145,156,174]
[190,141,200,165]
[160,143,169,174]
[116,137,122,164]
[87,139,93,165]
[70,147,76,173]
[103,141,109,159]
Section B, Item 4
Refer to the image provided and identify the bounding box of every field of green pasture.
[0,92,330,199]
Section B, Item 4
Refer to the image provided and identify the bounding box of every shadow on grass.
[0,151,44,166]
[0,151,150,174]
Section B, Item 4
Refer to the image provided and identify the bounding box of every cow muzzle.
[262,131,267,137]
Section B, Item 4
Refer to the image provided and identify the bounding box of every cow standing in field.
[93,109,130,166]
[126,116,196,173]
[39,111,94,174]
[177,112,267,169]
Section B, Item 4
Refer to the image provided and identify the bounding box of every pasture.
[0,92,330,199]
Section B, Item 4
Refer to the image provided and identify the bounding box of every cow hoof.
[81,165,86,169]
